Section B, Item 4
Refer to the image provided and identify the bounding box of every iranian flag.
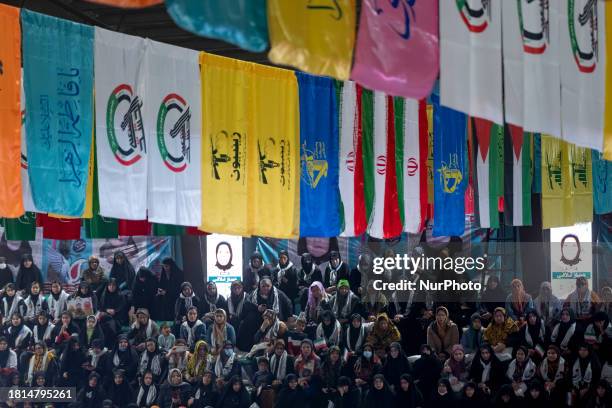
[338,81,367,237]
[472,117,504,229]
[402,98,428,234]
[505,124,533,226]
[365,90,403,239]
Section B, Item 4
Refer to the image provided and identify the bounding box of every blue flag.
[592,150,612,215]
[166,0,268,53]
[297,72,341,237]
[21,10,94,216]
[432,94,467,237]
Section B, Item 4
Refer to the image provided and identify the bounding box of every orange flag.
[0,4,23,218]
[84,0,162,8]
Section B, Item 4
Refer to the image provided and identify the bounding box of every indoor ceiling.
[0,0,271,64]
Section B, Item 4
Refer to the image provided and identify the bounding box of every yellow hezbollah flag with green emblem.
[249,64,300,238]
[541,135,592,229]
[200,53,253,236]
[267,0,356,80]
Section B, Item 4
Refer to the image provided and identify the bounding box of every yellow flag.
[541,135,592,228]
[200,53,253,236]
[250,65,300,238]
[604,1,612,160]
[267,0,356,80]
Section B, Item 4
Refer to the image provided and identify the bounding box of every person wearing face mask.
[0,257,13,291]
[15,254,42,293]
[273,250,299,307]
[352,343,382,390]
[213,341,241,389]
[323,251,349,294]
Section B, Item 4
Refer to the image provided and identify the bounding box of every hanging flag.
[0,4,22,218]
[21,10,94,216]
[439,0,503,124]
[200,53,253,236]
[19,80,38,213]
[472,118,504,229]
[337,81,367,237]
[360,89,376,235]
[402,99,428,234]
[267,0,356,80]
[297,73,341,237]
[0,213,37,241]
[432,94,468,237]
[364,91,403,239]
[144,39,201,227]
[592,151,612,214]
[95,28,147,220]
[84,0,162,8]
[426,104,434,215]
[250,65,300,238]
[504,124,534,226]
[606,1,612,160]
[118,219,151,236]
[166,0,268,52]
[502,0,561,136]
[39,214,81,240]
[152,223,185,236]
[351,0,438,99]
[560,0,607,152]
[541,135,593,228]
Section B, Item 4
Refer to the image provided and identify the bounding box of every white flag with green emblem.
[95,28,148,220]
[144,39,202,227]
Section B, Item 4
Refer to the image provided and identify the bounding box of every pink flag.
[351,0,439,99]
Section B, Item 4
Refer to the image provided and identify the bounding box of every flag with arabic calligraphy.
[351,0,438,99]
[95,28,148,220]
[403,99,428,234]
[440,0,503,124]
[144,39,201,227]
[250,65,300,238]
[21,10,94,217]
[541,135,593,228]
[560,0,608,153]
[297,73,341,237]
[200,53,253,237]
[166,0,268,52]
[0,5,22,218]
[432,94,468,237]
[337,81,368,237]
[502,0,561,136]
[267,0,356,80]
[592,150,611,215]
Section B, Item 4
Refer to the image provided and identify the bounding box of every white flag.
[440,0,503,123]
[403,98,426,234]
[20,77,37,213]
[560,0,607,152]
[503,0,561,135]
[144,39,201,227]
[95,28,147,220]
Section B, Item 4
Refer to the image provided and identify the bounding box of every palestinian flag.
[338,81,367,237]
[472,117,504,229]
[504,124,533,226]
[364,90,403,239]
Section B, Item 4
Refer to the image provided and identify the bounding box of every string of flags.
[0,3,610,243]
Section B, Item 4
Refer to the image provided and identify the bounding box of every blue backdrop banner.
[432,94,468,237]
[297,72,341,237]
[166,0,268,52]
[21,10,94,216]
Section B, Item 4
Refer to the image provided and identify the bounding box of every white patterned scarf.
[551,322,576,348]
[270,351,288,381]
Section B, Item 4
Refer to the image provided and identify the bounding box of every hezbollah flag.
[297,73,341,237]
[592,151,612,215]
[541,135,593,228]
[144,39,202,227]
[0,4,22,218]
[250,65,300,239]
[402,99,428,234]
[472,118,504,229]
[364,90,403,239]
[200,53,253,237]
[504,124,534,226]
[432,94,468,237]
[267,0,356,80]
[338,81,368,237]
[22,10,94,216]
